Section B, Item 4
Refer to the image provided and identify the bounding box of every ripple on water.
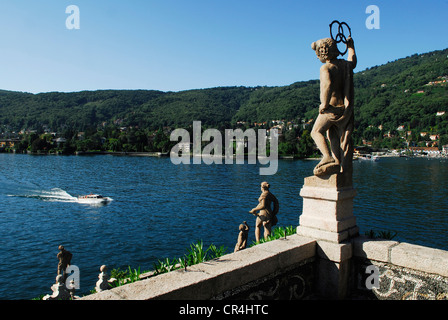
[0,155,447,299]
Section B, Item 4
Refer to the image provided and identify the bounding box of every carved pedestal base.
[297,173,358,299]
[297,173,358,242]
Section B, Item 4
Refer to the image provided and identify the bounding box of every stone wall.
[81,234,316,300]
[352,236,448,300]
[80,234,448,300]
[213,258,314,300]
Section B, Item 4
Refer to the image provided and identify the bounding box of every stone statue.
[234,221,250,252]
[310,25,357,177]
[43,275,72,301]
[57,245,72,281]
[249,182,279,242]
[95,265,117,292]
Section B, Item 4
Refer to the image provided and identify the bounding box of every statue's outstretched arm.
[249,199,266,215]
[347,37,357,69]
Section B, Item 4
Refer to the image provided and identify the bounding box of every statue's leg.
[328,125,341,166]
[339,117,354,173]
[263,221,272,240]
[311,115,335,168]
[255,217,262,243]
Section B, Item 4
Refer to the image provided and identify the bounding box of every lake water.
[0,154,447,300]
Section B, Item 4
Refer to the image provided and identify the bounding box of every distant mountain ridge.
[0,48,447,140]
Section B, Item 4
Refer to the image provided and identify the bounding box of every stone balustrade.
[79,233,448,300]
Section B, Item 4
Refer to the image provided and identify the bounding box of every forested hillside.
[0,47,447,153]
[232,48,448,141]
[0,89,164,131]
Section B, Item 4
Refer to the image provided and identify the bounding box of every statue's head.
[261,181,270,190]
[311,38,339,62]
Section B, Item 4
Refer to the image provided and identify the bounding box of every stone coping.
[353,236,448,277]
[79,234,448,300]
[80,234,316,300]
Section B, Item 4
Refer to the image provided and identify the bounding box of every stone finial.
[43,275,72,301]
[95,265,117,292]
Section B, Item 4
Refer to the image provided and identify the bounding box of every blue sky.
[0,0,446,94]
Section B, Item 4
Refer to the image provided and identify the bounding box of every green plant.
[152,241,228,276]
[365,229,376,238]
[207,244,227,260]
[185,240,207,265]
[250,225,296,247]
[376,230,397,240]
[364,229,397,240]
[110,266,143,286]
[127,266,141,283]
[110,267,129,280]
[153,258,178,275]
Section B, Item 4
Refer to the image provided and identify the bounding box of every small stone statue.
[249,182,279,242]
[234,221,250,252]
[57,245,72,282]
[310,24,357,177]
[95,265,117,292]
[43,275,72,301]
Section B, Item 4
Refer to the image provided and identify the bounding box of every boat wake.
[8,188,113,206]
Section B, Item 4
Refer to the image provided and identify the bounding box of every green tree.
[106,138,121,152]
[296,130,316,158]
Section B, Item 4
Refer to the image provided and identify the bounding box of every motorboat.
[77,194,113,204]
[358,154,380,162]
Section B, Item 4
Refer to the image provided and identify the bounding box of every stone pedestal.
[297,173,358,299]
[297,173,358,242]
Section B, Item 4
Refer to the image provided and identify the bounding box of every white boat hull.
[77,195,113,205]
[358,155,380,162]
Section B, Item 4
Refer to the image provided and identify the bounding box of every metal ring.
[329,20,339,42]
[329,20,351,56]
[338,22,351,43]
[335,33,347,44]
